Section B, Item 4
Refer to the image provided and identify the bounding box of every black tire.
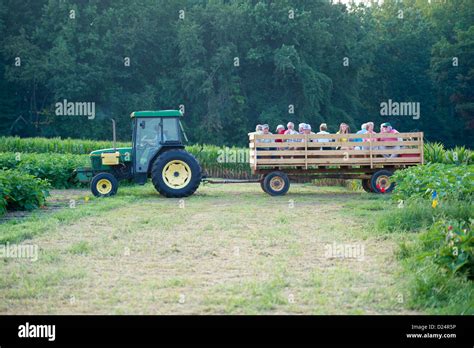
[260,175,268,193]
[361,179,373,193]
[151,149,201,198]
[91,172,119,197]
[370,169,395,194]
[263,171,290,196]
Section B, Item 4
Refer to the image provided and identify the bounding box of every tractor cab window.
[135,118,162,173]
[162,118,179,142]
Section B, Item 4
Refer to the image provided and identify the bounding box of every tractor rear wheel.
[151,149,201,198]
[91,172,119,197]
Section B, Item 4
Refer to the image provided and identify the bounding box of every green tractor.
[75,110,201,198]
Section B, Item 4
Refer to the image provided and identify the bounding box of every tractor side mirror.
[139,120,146,129]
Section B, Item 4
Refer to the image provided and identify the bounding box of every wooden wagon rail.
[249,132,424,173]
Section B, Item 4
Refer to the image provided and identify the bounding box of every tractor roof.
[130,110,183,118]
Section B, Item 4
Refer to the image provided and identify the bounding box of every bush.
[0,152,89,188]
[0,169,50,213]
[396,219,474,314]
[392,163,474,201]
[419,219,473,277]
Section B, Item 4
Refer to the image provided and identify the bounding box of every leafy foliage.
[0,152,89,188]
[392,163,474,201]
[0,0,472,147]
[418,219,473,277]
[0,169,50,213]
[424,142,473,165]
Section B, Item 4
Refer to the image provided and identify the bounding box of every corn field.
[1,137,470,182]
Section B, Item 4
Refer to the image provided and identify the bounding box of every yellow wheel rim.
[269,176,284,192]
[162,160,191,189]
[376,175,391,189]
[96,179,112,195]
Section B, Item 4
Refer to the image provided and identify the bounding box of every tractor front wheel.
[91,172,119,197]
[151,149,201,198]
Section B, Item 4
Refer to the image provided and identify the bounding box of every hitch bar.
[201,178,260,184]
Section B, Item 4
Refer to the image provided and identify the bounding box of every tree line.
[0,0,472,147]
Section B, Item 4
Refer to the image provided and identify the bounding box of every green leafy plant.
[392,163,474,201]
[0,169,50,213]
[424,142,472,165]
[0,152,89,188]
[419,219,473,278]
[444,146,473,165]
[424,142,447,164]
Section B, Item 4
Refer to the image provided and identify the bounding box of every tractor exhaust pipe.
[111,118,116,150]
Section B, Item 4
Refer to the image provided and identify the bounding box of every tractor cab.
[131,110,185,183]
[75,109,201,198]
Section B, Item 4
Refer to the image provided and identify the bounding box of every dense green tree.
[0,0,472,147]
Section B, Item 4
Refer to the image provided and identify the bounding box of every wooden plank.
[256,140,421,148]
[304,134,308,169]
[257,157,422,165]
[253,132,423,140]
[421,132,424,164]
[254,166,411,175]
[254,149,421,156]
[254,142,303,148]
[305,140,420,147]
[306,132,422,140]
[369,131,373,169]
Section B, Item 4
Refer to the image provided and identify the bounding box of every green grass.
[376,199,473,233]
[0,183,470,314]
[379,199,474,314]
[0,184,470,314]
[396,251,474,314]
[68,241,91,255]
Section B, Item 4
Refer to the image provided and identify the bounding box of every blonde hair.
[339,123,350,134]
[320,123,327,131]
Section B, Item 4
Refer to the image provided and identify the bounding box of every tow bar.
[201,177,260,184]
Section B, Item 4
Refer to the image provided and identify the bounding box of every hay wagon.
[249,132,424,195]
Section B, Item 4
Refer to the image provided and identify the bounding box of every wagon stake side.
[249,131,424,195]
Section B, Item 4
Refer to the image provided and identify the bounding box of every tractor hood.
[90,147,132,161]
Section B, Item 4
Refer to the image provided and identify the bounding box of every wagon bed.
[249,132,424,194]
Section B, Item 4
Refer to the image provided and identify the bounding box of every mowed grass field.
[0,183,421,314]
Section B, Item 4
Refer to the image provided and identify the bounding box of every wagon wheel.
[370,170,395,194]
[263,171,290,196]
[259,174,268,193]
[361,178,373,193]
